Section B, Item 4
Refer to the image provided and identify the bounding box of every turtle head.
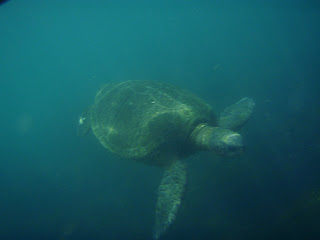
[209,129,244,156]
[193,97,255,156]
[191,124,244,157]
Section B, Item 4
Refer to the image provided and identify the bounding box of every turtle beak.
[222,133,244,156]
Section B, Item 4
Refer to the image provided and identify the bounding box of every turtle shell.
[90,80,215,165]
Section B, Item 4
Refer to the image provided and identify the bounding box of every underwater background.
[1,0,320,239]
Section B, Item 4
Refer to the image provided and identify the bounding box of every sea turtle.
[78,80,255,239]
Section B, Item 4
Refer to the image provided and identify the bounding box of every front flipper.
[218,97,255,131]
[153,160,187,240]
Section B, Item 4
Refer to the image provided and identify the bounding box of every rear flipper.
[153,160,187,240]
[218,97,255,131]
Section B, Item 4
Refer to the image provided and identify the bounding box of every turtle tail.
[77,107,91,136]
[153,160,187,239]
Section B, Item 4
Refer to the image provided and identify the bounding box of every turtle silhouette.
[78,80,255,239]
